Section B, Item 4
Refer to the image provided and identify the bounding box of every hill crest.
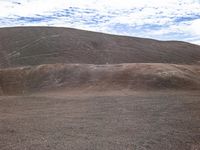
[0,27,200,68]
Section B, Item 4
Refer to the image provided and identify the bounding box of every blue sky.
[0,0,200,45]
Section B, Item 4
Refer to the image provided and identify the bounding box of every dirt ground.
[0,91,200,150]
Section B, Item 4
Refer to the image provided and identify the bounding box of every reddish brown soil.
[0,91,200,150]
[0,63,200,95]
[0,27,200,150]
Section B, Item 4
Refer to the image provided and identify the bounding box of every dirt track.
[0,91,200,150]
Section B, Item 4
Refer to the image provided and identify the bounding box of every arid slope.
[0,27,200,68]
[1,27,200,150]
[0,27,200,95]
[0,63,200,95]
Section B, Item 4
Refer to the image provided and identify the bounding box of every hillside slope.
[0,63,200,95]
[1,27,200,94]
[0,27,200,68]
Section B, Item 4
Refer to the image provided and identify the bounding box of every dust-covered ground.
[0,91,200,150]
[1,27,200,150]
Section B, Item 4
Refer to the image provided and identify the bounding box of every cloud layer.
[0,0,200,45]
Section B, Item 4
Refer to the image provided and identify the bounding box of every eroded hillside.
[0,27,200,68]
[0,27,200,95]
[0,63,200,95]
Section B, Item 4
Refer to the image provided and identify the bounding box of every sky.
[0,0,200,45]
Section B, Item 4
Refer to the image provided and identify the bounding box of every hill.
[1,27,200,150]
[0,27,200,95]
[0,27,200,68]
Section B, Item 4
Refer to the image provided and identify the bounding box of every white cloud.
[0,0,200,45]
[188,19,200,35]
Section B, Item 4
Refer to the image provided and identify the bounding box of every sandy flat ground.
[0,91,200,150]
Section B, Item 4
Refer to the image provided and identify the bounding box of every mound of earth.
[0,27,200,68]
[0,63,200,95]
[0,27,200,95]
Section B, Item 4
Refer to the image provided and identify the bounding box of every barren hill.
[0,27,200,68]
[1,27,200,150]
[0,27,200,95]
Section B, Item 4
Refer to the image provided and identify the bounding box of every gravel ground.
[0,91,200,150]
